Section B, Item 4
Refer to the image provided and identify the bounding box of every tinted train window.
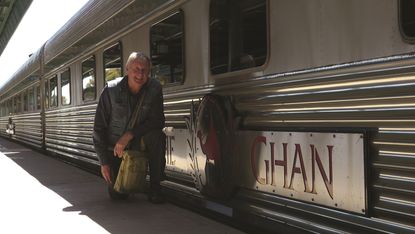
[7,99,12,114]
[36,85,41,110]
[82,56,96,102]
[44,80,49,109]
[210,0,267,74]
[150,11,184,85]
[0,102,4,116]
[23,90,28,112]
[61,69,71,105]
[14,95,21,113]
[104,42,123,83]
[28,87,34,111]
[50,75,58,108]
[3,101,7,116]
[400,0,415,41]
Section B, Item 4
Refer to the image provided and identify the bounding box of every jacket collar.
[119,75,150,93]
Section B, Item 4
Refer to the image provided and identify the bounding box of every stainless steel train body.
[0,0,414,233]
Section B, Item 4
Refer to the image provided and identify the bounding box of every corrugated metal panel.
[372,127,415,227]
[162,54,415,231]
[0,112,42,148]
[0,116,11,138]
[226,59,415,230]
[44,104,97,164]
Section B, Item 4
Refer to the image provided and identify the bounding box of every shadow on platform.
[0,137,244,234]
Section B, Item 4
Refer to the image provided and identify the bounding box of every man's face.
[127,59,150,88]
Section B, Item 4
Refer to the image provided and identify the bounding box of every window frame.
[60,68,72,106]
[103,41,123,84]
[36,84,41,110]
[44,79,49,109]
[150,10,185,86]
[23,89,28,112]
[6,99,10,115]
[13,93,21,113]
[27,86,35,112]
[0,102,4,117]
[49,75,58,108]
[399,0,415,43]
[81,55,97,102]
[209,0,269,77]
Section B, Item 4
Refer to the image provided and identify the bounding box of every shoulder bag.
[113,91,148,194]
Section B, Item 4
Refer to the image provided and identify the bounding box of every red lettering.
[289,144,310,192]
[311,145,334,199]
[250,136,334,199]
[270,142,275,185]
[264,160,270,184]
[250,136,267,184]
[275,143,288,188]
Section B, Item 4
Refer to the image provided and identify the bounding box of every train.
[0,0,414,233]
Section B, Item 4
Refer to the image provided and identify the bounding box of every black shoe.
[148,191,165,204]
[108,186,129,201]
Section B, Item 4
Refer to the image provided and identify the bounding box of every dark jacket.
[93,76,165,165]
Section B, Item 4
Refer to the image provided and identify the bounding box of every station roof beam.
[0,0,32,56]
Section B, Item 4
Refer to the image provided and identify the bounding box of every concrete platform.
[0,137,245,234]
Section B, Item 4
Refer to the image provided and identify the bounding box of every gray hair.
[125,51,151,69]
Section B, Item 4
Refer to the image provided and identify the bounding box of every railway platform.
[0,137,245,234]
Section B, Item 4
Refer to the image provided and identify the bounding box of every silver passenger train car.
[0,0,414,233]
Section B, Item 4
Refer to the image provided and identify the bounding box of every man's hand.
[101,165,112,184]
[114,131,134,157]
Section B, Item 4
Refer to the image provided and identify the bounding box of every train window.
[7,99,12,115]
[399,0,415,42]
[14,95,21,113]
[1,102,4,116]
[82,56,96,102]
[103,42,123,83]
[1,102,5,116]
[0,102,4,116]
[23,90,28,112]
[36,85,41,110]
[2,102,6,116]
[210,0,267,74]
[50,75,58,108]
[28,87,35,111]
[150,11,184,85]
[44,80,49,109]
[61,69,71,105]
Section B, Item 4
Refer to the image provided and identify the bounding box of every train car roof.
[0,0,171,96]
[0,0,33,97]
[0,46,42,98]
[43,0,170,75]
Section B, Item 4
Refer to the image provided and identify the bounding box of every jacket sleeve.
[93,88,112,165]
[131,84,165,140]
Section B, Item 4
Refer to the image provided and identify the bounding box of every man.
[93,51,166,203]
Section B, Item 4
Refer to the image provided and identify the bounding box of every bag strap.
[127,90,146,130]
[125,90,146,151]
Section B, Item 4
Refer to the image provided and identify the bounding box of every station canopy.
[0,0,32,56]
